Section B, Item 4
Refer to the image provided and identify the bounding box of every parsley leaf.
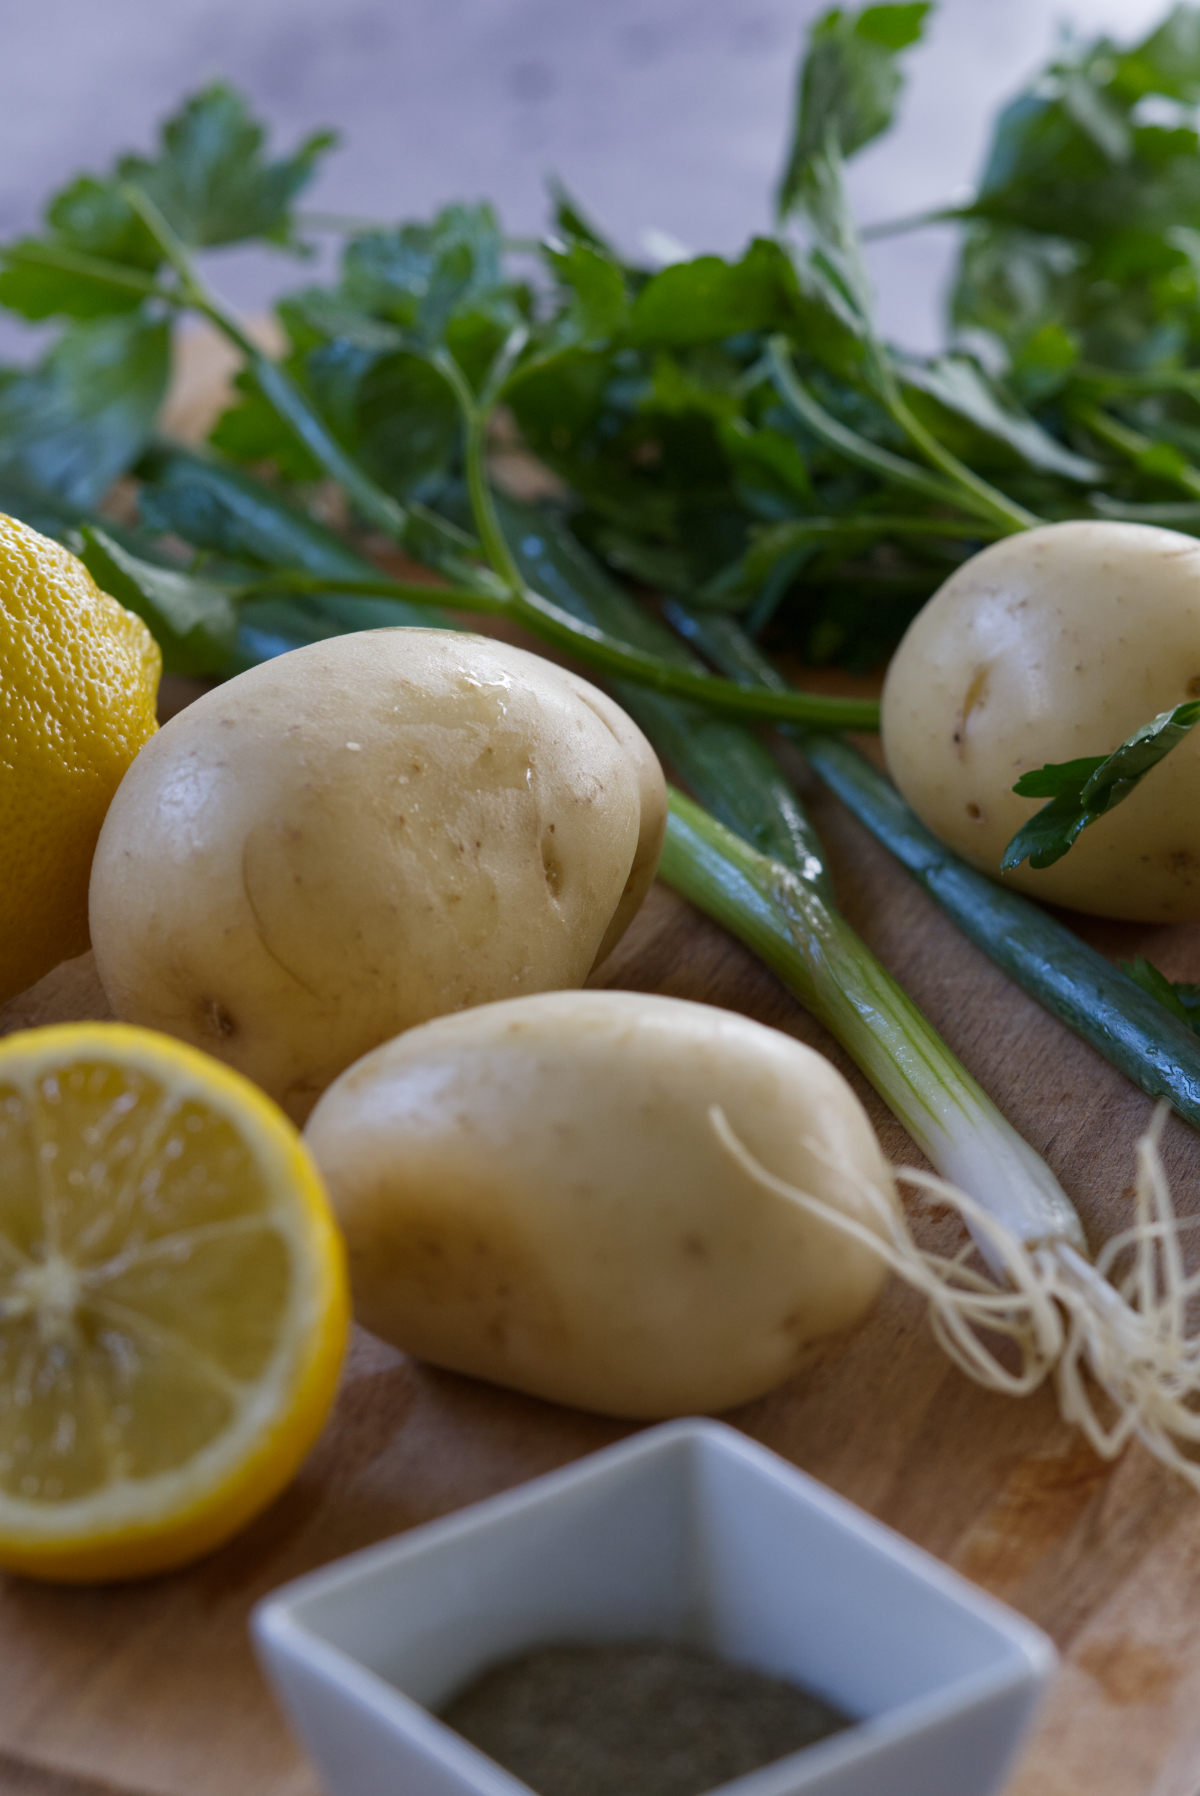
[628,241,800,347]
[341,204,516,340]
[138,445,376,579]
[1120,956,1200,1035]
[777,3,931,217]
[119,85,335,250]
[0,315,169,508]
[79,526,239,675]
[0,87,332,324]
[897,354,1103,481]
[540,239,628,351]
[1002,698,1200,870]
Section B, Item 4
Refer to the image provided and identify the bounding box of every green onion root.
[712,1104,1200,1490]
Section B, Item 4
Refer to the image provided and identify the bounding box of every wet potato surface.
[89,630,665,1121]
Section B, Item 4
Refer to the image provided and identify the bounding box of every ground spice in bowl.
[438,1638,853,1796]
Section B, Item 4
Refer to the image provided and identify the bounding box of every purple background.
[0,0,1173,359]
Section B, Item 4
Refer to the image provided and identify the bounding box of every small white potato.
[89,630,666,1121]
[304,990,896,1418]
[882,521,1200,920]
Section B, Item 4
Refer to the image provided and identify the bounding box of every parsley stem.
[234,571,506,612]
[859,204,970,241]
[884,389,1041,533]
[237,563,883,728]
[431,345,527,594]
[120,181,413,545]
[765,338,961,507]
[762,513,1007,543]
[434,340,885,729]
[1075,364,1200,400]
[1074,402,1200,502]
[765,338,1039,535]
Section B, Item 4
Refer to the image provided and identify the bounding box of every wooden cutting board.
[4,670,1200,1796]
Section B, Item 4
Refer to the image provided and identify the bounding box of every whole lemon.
[0,514,160,1004]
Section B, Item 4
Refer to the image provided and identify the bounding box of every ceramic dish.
[252,1418,1055,1796]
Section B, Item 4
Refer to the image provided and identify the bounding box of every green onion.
[663,788,1084,1255]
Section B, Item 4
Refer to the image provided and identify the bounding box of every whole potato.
[881,521,1200,920]
[90,630,665,1120]
[304,990,896,1417]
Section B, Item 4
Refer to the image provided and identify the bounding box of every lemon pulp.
[0,1024,348,1582]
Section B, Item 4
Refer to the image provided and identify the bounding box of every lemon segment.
[0,513,160,1004]
[0,1023,349,1582]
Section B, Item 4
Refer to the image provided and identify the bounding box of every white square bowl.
[251,1419,1055,1796]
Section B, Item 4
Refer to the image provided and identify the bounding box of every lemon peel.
[0,514,160,1005]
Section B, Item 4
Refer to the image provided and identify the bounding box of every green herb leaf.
[341,204,514,339]
[0,180,163,321]
[208,367,326,482]
[48,177,163,269]
[1002,699,1200,870]
[0,470,92,540]
[80,525,239,675]
[141,439,473,599]
[541,239,628,350]
[0,314,169,508]
[0,241,156,322]
[1009,321,1081,403]
[138,446,377,578]
[119,85,335,249]
[968,33,1200,245]
[719,420,815,506]
[1114,7,1200,104]
[628,240,800,347]
[546,179,620,258]
[350,350,462,497]
[898,353,1102,480]
[282,290,406,354]
[950,226,1082,357]
[777,3,931,216]
[1120,955,1200,1035]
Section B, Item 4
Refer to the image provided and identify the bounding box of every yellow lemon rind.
[0,513,161,1006]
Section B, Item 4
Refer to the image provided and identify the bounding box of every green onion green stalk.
[662,789,1084,1258]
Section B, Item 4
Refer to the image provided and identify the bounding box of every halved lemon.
[0,1023,349,1582]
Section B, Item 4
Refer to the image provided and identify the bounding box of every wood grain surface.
[5,671,1200,1796]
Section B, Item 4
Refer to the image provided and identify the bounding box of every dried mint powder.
[438,1638,853,1796]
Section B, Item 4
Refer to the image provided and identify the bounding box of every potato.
[89,629,666,1121]
[881,521,1200,921]
[304,990,896,1417]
